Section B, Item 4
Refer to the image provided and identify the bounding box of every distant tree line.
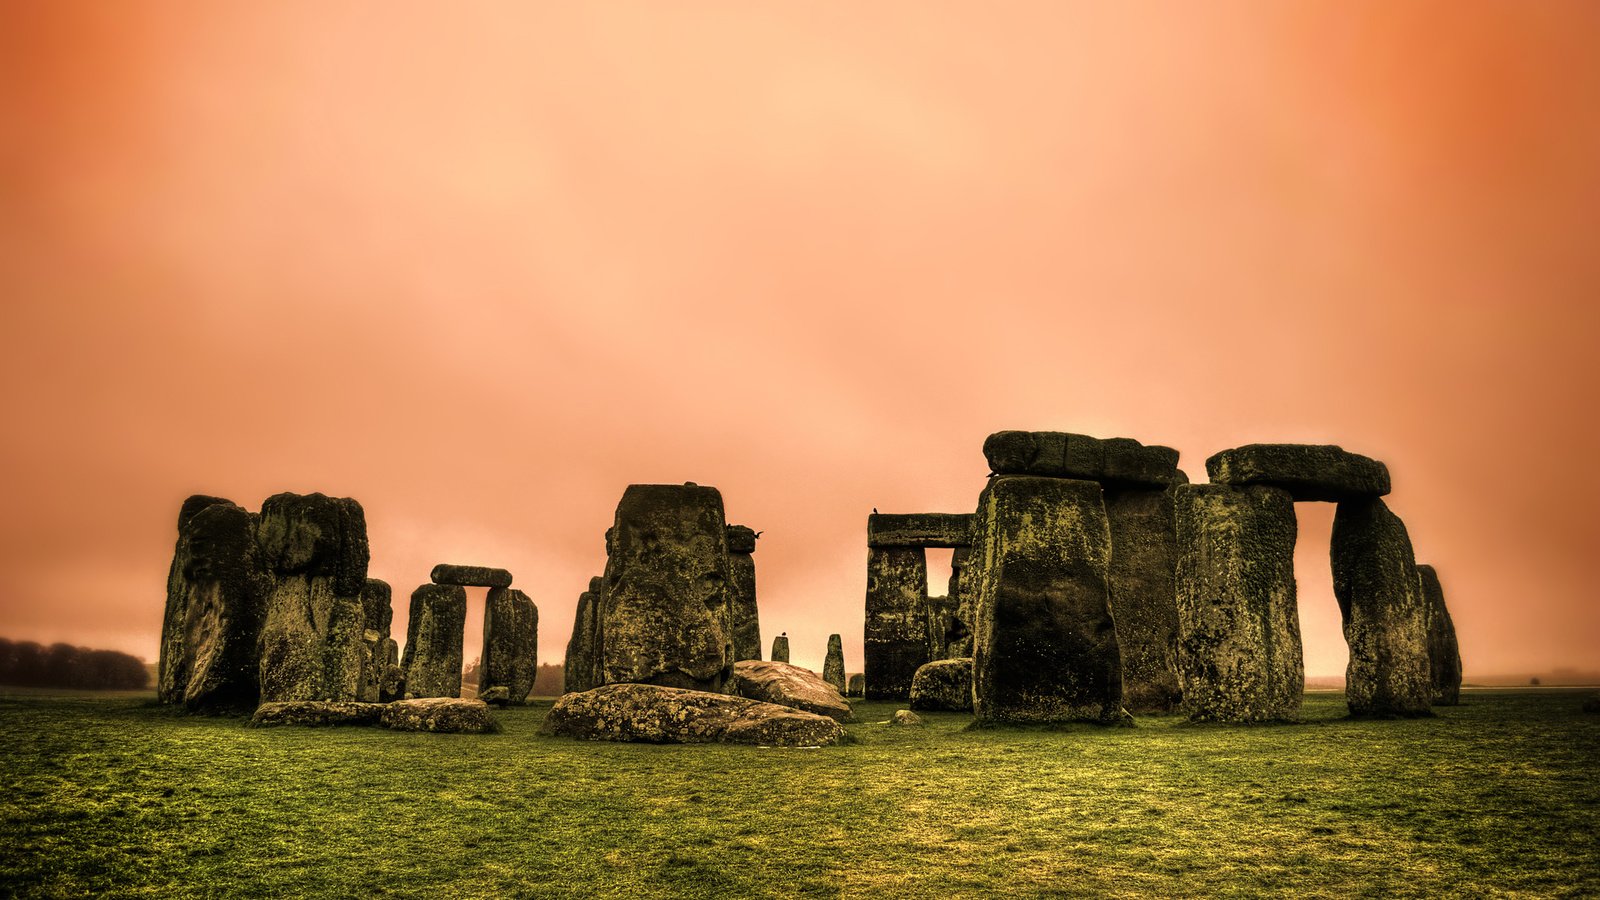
[0,638,150,690]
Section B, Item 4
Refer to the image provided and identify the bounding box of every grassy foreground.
[1,688,1596,899]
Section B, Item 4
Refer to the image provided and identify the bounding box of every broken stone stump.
[541,683,844,747]
[822,634,846,692]
[481,587,538,706]
[846,673,865,698]
[381,698,498,733]
[402,583,467,699]
[255,493,370,703]
[771,634,790,664]
[1206,444,1390,502]
[430,564,513,588]
[726,525,763,662]
[600,484,733,691]
[910,658,973,711]
[729,660,854,722]
[1104,485,1183,713]
[1332,497,1433,718]
[970,476,1124,725]
[563,576,603,694]
[1173,484,1303,723]
[1416,564,1462,706]
[864,546,929,700]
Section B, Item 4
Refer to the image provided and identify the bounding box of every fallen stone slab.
[982,431,1184,487]
[890,710,923,726]
[381,698,498,733]
[430,564,513,588]
[730,660,854,722]
[910,658,973,711]
[1206,444,1390,502]
[249,700,385,727]
[540,683,844,747]
[866,513,974,548]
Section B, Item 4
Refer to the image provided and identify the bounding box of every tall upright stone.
[1331,497,1432,717]
[481,587,538,705]
[1104,485,1183,713]
[1417,564,1462,706]
[1173,484,1303,723]
[159,498,271,712]
[563,576,603,694]
[771,633,790,664]
[255,493,370,703]
[357,578,396,703]
[822,634,846,692]
[864,546,929,700]
[403,583,467,699]
[726,525,762,661]
[599,484,733,692]
[925,594,962,662]
[970,476,1123,725]
[946,548,974,658]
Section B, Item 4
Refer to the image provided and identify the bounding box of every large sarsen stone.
[1332,497,1432,718]
[541,683,844,747]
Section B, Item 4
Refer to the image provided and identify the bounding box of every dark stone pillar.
[1104,485,1183,713]
[1416,564,1462,706]
[823,634,846,692]
[481,587,538,705]
[864,547,929,700]
[1332,497,1432,717]
[402,583,467,699]
[563,576,603,694]
[726,525,762,661]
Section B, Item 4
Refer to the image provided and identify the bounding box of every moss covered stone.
[381,698,498,734]
[982,431,1183,487]
[357,579,393,703]
[1332,498,1432,718]
[1105,485,1182,713]
[729,660,853,722]
[563,576,603,694]
[541,683,844,746]
[864,547,929,700]
[726,525,762,662]
[1173,484,1303,723]
[480,587,538,706]
[970,476,1124,725]
[402,583,467,699]
[910,658,973,711]
[1417,564,1462,707]
[866,513,974,548]
[249,700,385,727]
[164,501,271,713]
[822,634,846,693]
[430,564,513,588]
[1206,444,1390,502]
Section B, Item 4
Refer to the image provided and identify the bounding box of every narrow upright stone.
[1173,484,1303,723]
[1332,497,1432,717]
[357,578,395,703]
[822,634,846,692]
[970,476,1124,725]
[863,546,929,700]
[402,583,467,699]
[1417,564,1462,706]
[948,546,975,658]
[481,587,538,705]
[563,576,603,694]
[726,525,763,661]
[1104,485,1183,713]
[771,633,790,663]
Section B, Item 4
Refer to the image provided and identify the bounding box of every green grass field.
[2,688,1596,899]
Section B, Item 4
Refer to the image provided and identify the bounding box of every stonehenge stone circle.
[1417,564,1462,706]
[970,475,1125,725]
[729,660,854,722]
[542,683,845,747]
[1206,444,1390,502]
[402,583,467,699]
[599,484,733,692]
[1104,485,1183,713]
[910,658,973,712]
[430,564,513,588]
[480,587,538,705]
[725,525,763,662]
[1173,484,1303,723]
[1332,497,1433,717]
[771,633,790,663]
[823,633,846,692]
[563,576,604,694]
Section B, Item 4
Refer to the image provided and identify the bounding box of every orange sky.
[3,2,1597,677]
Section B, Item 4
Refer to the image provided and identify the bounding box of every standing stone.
[726,525,763,661]
[255,493,370,703]
[402,583,467,699]
[1416,564,1462,706]
[924,595,962,662]
[160,499,272,712]
[357,578,394,703]
[1173,484,1303,723]
[822,634,846,693]
[599,484,732,692]
[946,547,974,658]
[1331,497,1433,718]
[563,576,603,694]
[970,476,1124,725]
[1104,485,1183,713]
[864,547,929,700]
[481,587,538,705]
[771,633,790,664]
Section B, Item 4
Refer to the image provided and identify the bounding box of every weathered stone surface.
[480,587,538,705]
[1416,565,1462,707]
[726,526,762,662]
[822,634,846,692]
[249,700,385,727]
[947,547,974,658]
[256,492,370,597]
[864,547,929,700]
[541,683,844,746]
[1105,486,1183,713]
[563,576,603,694]
[982,431,1183,487]
[846,673,865,698]
[1332,497,1433,718]
[910,658,973,711]
[970,476,1124,725]
[160,500,272,712]
[771,634,790,663]
[1206,444,1390,502]
[402,583,467,699]
[357,578,393,703]
[866,513,974,548]
[925,594,964,662]
[890,709,923,726]
[430,564,513,588]
[1174,484,1303,723]
[730,660,853,722]
[379,638,403,702]
[599,484,732,692]
[381,697,498,733]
